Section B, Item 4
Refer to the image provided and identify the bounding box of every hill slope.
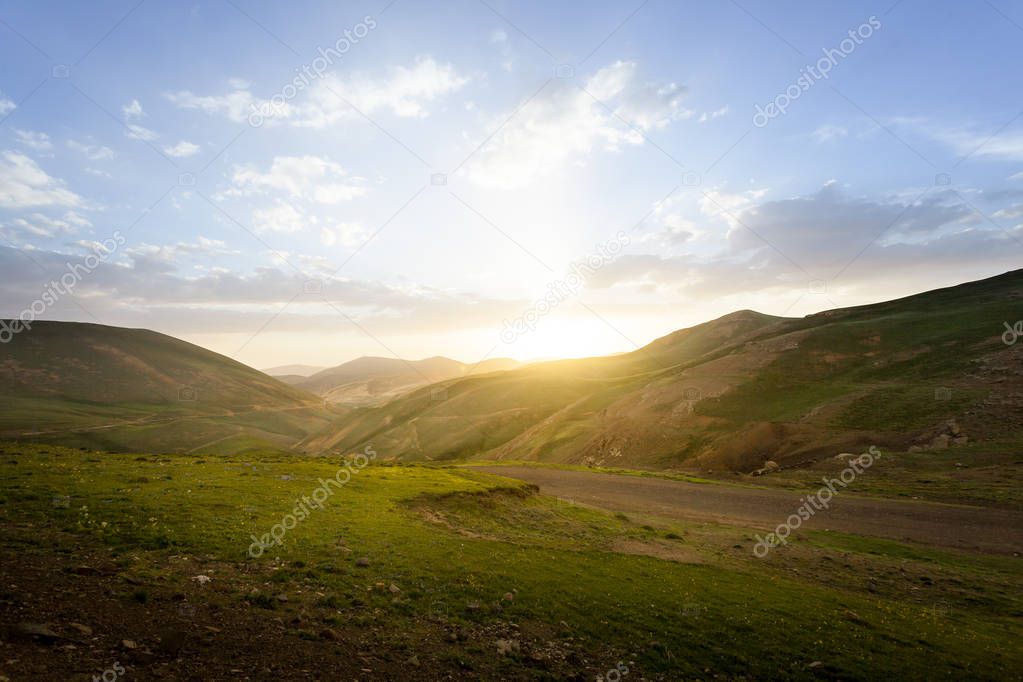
[302,269,1023,471]
[0,321,336,454]
[295,355,521,406]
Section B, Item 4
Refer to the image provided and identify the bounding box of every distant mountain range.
[262,364,327,378]
[3,269,1021,469]
[279,355,521,407]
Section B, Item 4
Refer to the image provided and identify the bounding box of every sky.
[1,0,1022,370]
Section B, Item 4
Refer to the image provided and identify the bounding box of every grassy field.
[1,443,1020,680]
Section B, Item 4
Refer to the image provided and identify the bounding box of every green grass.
[1,442,1020,680]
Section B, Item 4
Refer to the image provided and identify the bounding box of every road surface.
[473,466,1023,555]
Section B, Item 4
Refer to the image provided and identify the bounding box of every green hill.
[302,269,1023,471]
[0,321,337,454]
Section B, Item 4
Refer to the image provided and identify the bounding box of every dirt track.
[474,466,1023,555]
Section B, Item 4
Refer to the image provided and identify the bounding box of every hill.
[262,364,326,377]
[294,355,521,406]
[301,269,1023,472]
[0,321,337,454]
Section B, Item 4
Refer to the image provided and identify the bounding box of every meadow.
[2,443,1020,680]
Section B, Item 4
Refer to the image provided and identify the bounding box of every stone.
[14,623,61,643]
[355,557,370,567]
[68,622,92,636]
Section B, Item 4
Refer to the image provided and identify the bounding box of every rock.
[907,445,923,453]
[121,639,138,649]
[355,557,370,567]
[320,628,341,642]
[465,601,481,612]
[14,622,61,643]
[930,434,950,450]
[388,583,401,594]
[502,592,514,602]
[948,420,961,436]
[763,460,780,472]
[952,435,969,446]
[68,622,93,636]
[406,654,420,667]
[496,639,520,655]
[834,453,856,460]
[275,593,288,602]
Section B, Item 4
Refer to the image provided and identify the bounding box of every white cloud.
[126,124,158,141]
[294,56,468,125]
[226,155,366,204]
[490,29,508,43]
[13,129,52,151]
[164,140,200,157]
[321,222,368,247]
[167,57,467,128]
[1010,171,1023,182]
[464,61,690,189]
[2,211,90,239]
[165,86,269,123]
[698,106,729,123]
[122,99,144,119]
[0,94,15,116]
[251,202,307,233]
[0,151,84,209]
[68,139,115,160]
[929,125,1023,161]
[126,236,237,270]
[812,124,848,143]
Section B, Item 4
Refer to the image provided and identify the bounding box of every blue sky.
[1,0,1022,367]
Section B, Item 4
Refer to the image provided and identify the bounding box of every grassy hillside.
[304,269,1023,471]
[0,321,337,454]
[2,443,1019,679]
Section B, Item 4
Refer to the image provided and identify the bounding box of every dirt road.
[473,466,1023,555]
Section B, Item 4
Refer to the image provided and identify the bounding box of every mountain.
[294,355,521,406]
[262,364,327,378]
[0,321,337,454]
[301,269,1023,471]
